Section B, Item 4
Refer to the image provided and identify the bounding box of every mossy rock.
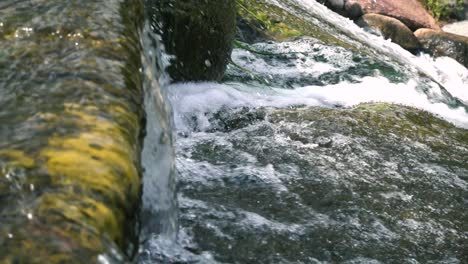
[269,103,467,166]
[150,0,237,82]
[0,0,145,262]
[177,103,468,262]
[236,0,356,49]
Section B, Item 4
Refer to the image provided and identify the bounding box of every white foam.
[168,77,468,132]
[290,0,468,101]
[231,40,346,77]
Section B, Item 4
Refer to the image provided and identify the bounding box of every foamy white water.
[168,76,468,134]
[164,3,468,132]
[283,0,468,101]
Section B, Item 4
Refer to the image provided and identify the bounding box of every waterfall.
[140,19,177,241]
[138,0,468,263]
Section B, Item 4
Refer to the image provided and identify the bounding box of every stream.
[138,0,468,263]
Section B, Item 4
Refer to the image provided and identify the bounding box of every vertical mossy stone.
[0,0,145,262]
[151,0,237,82]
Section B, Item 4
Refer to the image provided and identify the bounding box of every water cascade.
[140,0,468,263]
[0,0,467,262]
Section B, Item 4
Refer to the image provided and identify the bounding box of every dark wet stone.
[150,0,237,82]
[415,28,468,67]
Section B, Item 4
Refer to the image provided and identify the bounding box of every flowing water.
[138,0,468,263]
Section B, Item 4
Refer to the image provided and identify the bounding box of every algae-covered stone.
[237,0,352,47]
[0,0,145,262]
[150,0,237,82]
[178,103,468,263]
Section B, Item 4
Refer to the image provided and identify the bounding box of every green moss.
[237,0,302,40]
[237,0,354,49]
[420,0,465,20]
[0,150,35,169]
[0,0,145,261]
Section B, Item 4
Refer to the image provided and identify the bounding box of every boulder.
[443,20,468,37]
[152,0,237,82]
[415,28,468,67]
[356,13,421,52]
[344,0,440,31]
[320,0,345,13]
[180,103,468,263]
[0,0,145,262]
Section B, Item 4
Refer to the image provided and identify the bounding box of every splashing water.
[139,0,468,263]
[140,20,177,241]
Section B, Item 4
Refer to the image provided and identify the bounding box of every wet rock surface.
[415,28,468,68]
[150,0,236,82]
[0,0,145,262]
[236,0,355,48]
[175,104,468,263]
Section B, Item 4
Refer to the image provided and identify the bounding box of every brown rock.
[344,0,440,31]
[356,13,421,52]
[415,28,468,67]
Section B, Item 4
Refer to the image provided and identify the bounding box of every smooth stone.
[443,20,468,38]
[356,13,421,52]
[344,0,440,31]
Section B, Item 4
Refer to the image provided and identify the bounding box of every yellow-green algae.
[237,0,356,49]
[0,0,145,262]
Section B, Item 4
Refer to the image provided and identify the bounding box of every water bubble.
[97,255,110,264]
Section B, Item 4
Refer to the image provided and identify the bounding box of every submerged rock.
[0,0,145,262]
[343,0,439,30]
[415,28,468,67]
[151,0,236,82]
[356,13,421,52]
[177,103,468,263]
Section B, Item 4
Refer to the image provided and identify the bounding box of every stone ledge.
[0,0,145,262]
